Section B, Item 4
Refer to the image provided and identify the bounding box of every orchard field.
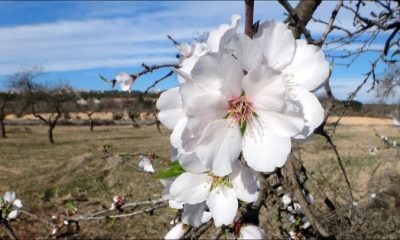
[0,117,399,239]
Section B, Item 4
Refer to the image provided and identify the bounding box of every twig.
[285,153,331,237]
[144,70,174,94]
[316,0,344,46]
[0,222,17,240]
[20,210,56,229]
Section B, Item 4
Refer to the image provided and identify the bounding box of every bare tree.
[9,68,76,144]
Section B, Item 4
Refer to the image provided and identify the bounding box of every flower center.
[209,175,232,190]
[228,95,255,128]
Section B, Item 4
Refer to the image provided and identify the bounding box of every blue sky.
[0,1,393,103]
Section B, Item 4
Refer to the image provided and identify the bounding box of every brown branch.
[144,70,174,94]
[20,210,55,229]
[244,0,255,38]
[285,153,331,237]
[316,0,344,46]
[0,222,17,240]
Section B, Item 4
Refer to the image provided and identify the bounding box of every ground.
[0,117,399,239]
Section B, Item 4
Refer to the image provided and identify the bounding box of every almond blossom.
[1,192,23,220]
[115,72,134,92]
[227,224,266,239]
[138,155,155,173]
[169,161,258,227]
[164,222,188,240]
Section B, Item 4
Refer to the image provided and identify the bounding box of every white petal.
[201,211,212,223]
[169,200,184,209]
[138,156,154,173]
[207,14,241,52]
[221,33,264,72]
[191,53,244,98]
[178,151,209,174]
[281,193,292,207]
[164,223,187,240]
[180,80,228,136]
[284,39,329,91]
[178,43,192,58]
[242,65,286,112]
[170,172,211,204]
[182,202,206,227]
[4,192,15,203]
[196,119,242,177]
[239,225,266,239]
[7,210,18,220]
[170,117,187,150]
[254,21,295,70]
[170,145,178,161]
[156,87,185,129]
[13,199,22,208]
[243,126,291,172]
[115,72,133,92]
[257,108,304,137]
[229,161,259,203]
[292,89,324,139]
[207,185,238,227]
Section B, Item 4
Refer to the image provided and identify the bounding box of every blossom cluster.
[156,14,329,238]
[0,192,22,220]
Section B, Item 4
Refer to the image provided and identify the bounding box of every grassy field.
[0,119,399,238]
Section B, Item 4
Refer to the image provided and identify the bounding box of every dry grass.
[0,118,399,238]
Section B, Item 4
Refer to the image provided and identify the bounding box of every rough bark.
[287,0,322,39]
[0,118,6,139]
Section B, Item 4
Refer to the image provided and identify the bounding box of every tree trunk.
[132,119,140,128]
[0,118,6,139]
[48,125,55,144]
[89,117,94,132]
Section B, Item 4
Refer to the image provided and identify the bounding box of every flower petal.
[165,223,188,240]
[156,87,185,129]
[243,126,291,172]
[284,39,330,91]
[178,151,209,174]
[196,119,242,176]
[170,172,211,204]
[257,107,304,137]
[221,33,264,72]
[182,202,206,227]
[191,53,244,99]
[206,185,238,227]
[239,225,266,239]
[229,161,259,203]
[292,89,324,139]
[4,192,15,203]
[242,65,286,112]
[7,210,18,220]
[254,21,295,70]
[207,14,241,52]
[180,80,228,136]
[13,199,22,208]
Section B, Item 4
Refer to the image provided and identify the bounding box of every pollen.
[228,95,255,128]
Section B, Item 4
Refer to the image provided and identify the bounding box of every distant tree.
[376,64,400,104]
[9,67,76,144]
[0,92,16,139]
[76,97,103,132]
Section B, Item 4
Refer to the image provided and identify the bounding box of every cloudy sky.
[0,1,392,102]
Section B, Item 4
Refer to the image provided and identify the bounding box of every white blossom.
[281,193,292,207]
[138,155,155,173]
[369,147,378,156]
[3,192,23,220]
[115,72,134,92]
[169,161,258,227]
[237,224,266,239]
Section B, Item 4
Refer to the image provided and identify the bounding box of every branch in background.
[285,153,331,238]
[0,222,17,240]
[316,0,344,46]
[144,70,174,94]
[167,35,180,46]
[279,0,315,44]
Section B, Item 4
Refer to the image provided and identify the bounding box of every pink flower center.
[228,96,254,128]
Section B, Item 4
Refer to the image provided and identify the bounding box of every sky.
[0,1,394,103]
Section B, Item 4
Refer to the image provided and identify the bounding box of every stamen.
[228,95,255,128]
